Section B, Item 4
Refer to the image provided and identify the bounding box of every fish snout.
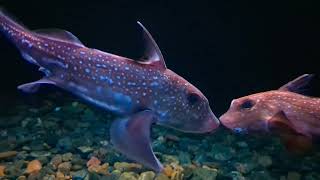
[220,115,248,134]
[219,114,234,129]
[202,113,220,133]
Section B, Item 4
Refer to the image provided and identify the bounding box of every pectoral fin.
[18,79,56,93]
[280,133,313,154]
[267,111,295,133]
[110,110,163,172]
[268,111,313,154]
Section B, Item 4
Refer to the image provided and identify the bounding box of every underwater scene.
[1,1,320,180]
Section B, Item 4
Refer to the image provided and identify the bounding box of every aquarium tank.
[0,1,319,180]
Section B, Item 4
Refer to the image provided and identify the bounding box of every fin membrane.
[110,110,163,172]
[18,79,56,93]
[279,74,314,94]
[136,21,166,69]
[280,133,313,154]
[34,28,84,47]
[268,111,313,154]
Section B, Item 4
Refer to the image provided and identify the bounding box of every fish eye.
[187,92,201,105]
[240,100,254,110]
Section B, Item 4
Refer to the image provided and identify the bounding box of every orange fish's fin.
[278,74,314,94]
[267,111,294,133]
[280,133,313,154]
[267,111,313,154]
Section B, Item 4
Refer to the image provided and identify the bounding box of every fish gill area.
[0,93,320,180]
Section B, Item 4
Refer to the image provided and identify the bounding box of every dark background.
[0,0,319,115]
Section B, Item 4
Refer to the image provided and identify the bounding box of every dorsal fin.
[278,74,314,94]
[137,21,166,69]
[34,28,85,47]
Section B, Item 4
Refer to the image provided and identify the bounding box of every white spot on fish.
[100,76,113,84]
[96,86,102,93]
[151,82,159,87]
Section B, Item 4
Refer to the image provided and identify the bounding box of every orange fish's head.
[220,92,279,134]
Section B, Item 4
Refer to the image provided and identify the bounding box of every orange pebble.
[163,165,174,177]
[26,160,42,174]
[86,156,101,168]
[0,165,5,177]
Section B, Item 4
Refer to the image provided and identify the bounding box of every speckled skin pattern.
[220,90,320,138]
[0,11,219,133]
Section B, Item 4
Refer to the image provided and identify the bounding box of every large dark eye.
[240,100,254,110]
[187,93,201,105]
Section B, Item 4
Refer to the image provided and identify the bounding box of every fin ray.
[279,74,314,94]
[267,111,313,154]
[34,28,84,47]
[18,78,56,93]
[110,110,163,172]
[136,21,166,69]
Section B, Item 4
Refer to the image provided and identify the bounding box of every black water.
[0,0,319,115]
[1,1,320,179]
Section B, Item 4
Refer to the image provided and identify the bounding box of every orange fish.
[220,74,319,153]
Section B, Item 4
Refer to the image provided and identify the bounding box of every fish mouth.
[201,113,220,133]
[232,127,248,134]
[171,113,220,134]
[220,117,248,135]
[219,114,233,129]
[157,111,220,134]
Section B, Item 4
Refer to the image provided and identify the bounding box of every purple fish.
[0,9,220,171]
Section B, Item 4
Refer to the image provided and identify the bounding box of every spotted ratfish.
[220,74,320,153]
[0,9,220,171]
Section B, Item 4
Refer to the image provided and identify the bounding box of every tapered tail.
[0,7,41,66]
[0,7,29,43]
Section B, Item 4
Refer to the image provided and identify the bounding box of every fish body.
[0,10,220,171]
[220,74,319,152]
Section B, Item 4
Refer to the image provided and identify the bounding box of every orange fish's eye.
[240,100,254,110]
